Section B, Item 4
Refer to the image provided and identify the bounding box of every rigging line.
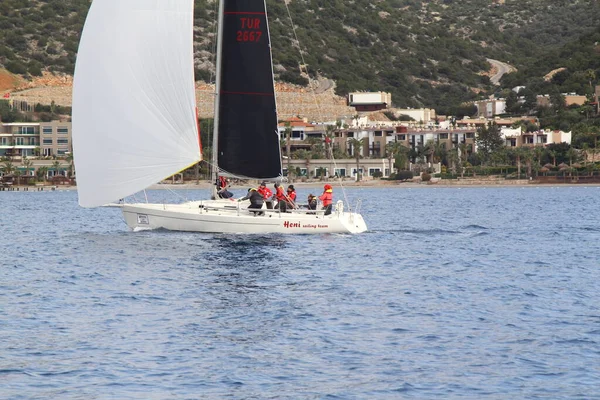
[283,1,323,123]
[283,1,354,211]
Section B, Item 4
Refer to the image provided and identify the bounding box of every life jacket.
[275,186,286,201]
[319,189,333,206]
[258,186,272,199]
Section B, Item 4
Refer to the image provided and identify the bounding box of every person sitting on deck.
[318,184,333,215]
[238,188,264,215]
[216,176,233,199]
[307,193,318,211]
[285,185,297,210]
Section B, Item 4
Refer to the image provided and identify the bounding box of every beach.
[3,177,600,193]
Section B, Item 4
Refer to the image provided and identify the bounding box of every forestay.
[72,0,201,208]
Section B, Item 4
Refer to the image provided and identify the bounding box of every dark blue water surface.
[1,186,600,399]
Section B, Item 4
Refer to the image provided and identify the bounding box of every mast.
[211,0,226,200]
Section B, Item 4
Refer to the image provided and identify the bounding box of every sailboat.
[72,0,367,234]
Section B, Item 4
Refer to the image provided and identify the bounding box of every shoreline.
[3,179,600,192]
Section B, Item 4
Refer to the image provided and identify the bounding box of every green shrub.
[395,170,413,181]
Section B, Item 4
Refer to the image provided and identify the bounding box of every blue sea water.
[1,186,600,399]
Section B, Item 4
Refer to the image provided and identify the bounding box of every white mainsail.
[72,0,200,208]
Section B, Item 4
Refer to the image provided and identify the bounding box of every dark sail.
[217,0,282,180]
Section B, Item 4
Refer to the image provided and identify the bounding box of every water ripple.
[1,188,600,398]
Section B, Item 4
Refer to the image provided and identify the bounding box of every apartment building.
[0,121,72,159]
[501,127,572,147]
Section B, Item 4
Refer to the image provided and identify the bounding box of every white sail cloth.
[73,0,200,207]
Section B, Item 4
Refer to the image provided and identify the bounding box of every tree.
[22,158,34,178]
[284,122,293,181]
[348,138,364,181]
[475,122,504,165]
[385,141,403,176]
[36,166,49,182]
[14,169,22,185]
[51,160,62,177]
[325,125,336,177]
[65,152,74,179]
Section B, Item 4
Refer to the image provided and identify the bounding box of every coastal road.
[487,58,516,85]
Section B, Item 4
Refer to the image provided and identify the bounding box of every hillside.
[0,0,599,115]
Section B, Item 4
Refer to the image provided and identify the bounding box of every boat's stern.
[341,212,368,234]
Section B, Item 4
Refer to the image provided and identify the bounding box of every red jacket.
[319,189,333,207]
[274,186,286,201]
[258,186,273,199]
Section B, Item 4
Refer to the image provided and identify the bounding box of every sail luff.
[72,0,200,208]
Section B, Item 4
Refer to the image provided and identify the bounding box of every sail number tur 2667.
[236,17,262,42]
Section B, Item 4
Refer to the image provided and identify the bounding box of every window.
[57,149,69,155]
[43,126,53,134]
[15,137,24,145]
[57,139,69,144]
[314,167,328,178]
[526,137,534,144]
[374,131,382,137]
[299,168,307,177]
[291,131,304,140]
[29,138,37,146]
[0,138,7,145]
[466,133,474,139]
[43,139,53,144]
[439,133,448,139]
[397,134,406,141]
[18,126,35,134]
[347,132,354,138]
[368,168,381,176]
[57,127,69,134]
[334,168,346,177]
[43,148,53,157]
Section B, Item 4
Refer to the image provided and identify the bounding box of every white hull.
[121,200,367,234]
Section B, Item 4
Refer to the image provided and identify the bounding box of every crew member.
[257,181,273,209]
[285,184,297,210]
[318,183,333,215]
[238,188,264,215]
[273,183,287,211]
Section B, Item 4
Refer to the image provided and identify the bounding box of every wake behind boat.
[72,0,367,234]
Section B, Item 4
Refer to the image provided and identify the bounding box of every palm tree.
[284,122,293,181]
[51,160,62,178]
[385,141,402,176]
[65,152,75,179]
[433,140,447,166]
[348,137,364,181]
[566,147,578,167]
[458,143,468,178]
[325,125,336,177]
[2,160,15,175]
[22,158,34,176]
[515,147,527,178]
[37,166,49,183]
[547,149,557,166]
[14,169,22,185]
[448,148,460,175]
